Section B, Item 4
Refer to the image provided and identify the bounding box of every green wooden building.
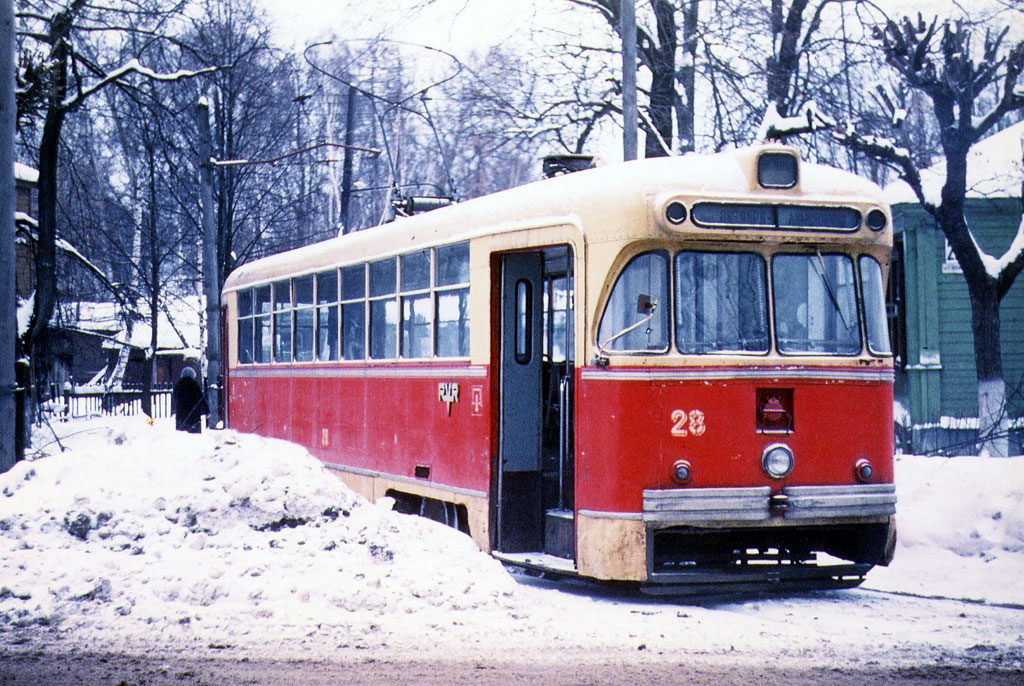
[886,122,1024,455]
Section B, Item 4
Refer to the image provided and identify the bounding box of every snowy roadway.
[1,417,1022,684]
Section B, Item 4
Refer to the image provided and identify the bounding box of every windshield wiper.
[812,251,851,330]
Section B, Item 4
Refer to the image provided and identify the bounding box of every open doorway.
[495,246,575,558]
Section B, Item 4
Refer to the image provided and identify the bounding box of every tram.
[221,144,896,592]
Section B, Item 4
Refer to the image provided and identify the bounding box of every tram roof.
[223,144,888,292]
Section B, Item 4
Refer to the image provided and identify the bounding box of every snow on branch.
[987,132,1024,291]
[55,237,126,308]
[974,213,1024,284]
[756,102,835,142]
[63,59,216,110]
[832,122,938,214]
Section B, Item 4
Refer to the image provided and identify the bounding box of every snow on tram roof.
[223,145,886,292]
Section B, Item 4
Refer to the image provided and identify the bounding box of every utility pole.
[195,98,221,429]
[621,0,638,161]
[1,0,18,472]
[341,85,357,234]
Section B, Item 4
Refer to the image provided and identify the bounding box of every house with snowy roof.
[49,297,205,391]
[14,162,203,393]
[886,122,1024,454]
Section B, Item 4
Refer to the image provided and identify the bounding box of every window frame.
[673,250,770,355]
[771,252,863,357]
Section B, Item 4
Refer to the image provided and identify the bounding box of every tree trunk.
[644,0,677,157]
[766,0,810,116]
[968,278,1009,457]
[939,136,1010,456]
[28,9,74,405]
[676,0,699,154]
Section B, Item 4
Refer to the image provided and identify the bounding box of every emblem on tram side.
[438,382,460,415]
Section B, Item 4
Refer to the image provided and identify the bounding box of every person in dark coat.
[172,367,209,433]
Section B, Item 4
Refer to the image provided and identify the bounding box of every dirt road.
[2,649,1023,686]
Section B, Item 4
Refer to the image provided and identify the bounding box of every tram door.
[497,248,575,556]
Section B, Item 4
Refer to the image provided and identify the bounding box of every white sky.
[260,0,1018,53]
[261,0,545,57]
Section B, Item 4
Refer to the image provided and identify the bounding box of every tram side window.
[773,253,860,355]
[544,275,570,363]
[369,258,398,359]
[273,280,293,362]
[254,285,272,363]
[675,252,769,354]
[597,251,669,353]
[860,255,892,356]
[293,275,315,362]
[316,270,339,361]
[237,289,254,364]
[435,242,470,358]
[341,264,366,360]
[401,250,432,359]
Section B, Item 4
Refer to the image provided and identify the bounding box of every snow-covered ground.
[1,417,1022,669]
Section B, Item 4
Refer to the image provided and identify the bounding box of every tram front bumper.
[642,483,896,525]
[640,484,896,588]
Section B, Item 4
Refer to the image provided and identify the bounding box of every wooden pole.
[1,0,18,471]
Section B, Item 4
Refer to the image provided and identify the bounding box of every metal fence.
[56,387,174,420]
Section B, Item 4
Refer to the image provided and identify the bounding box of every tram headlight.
[762,444,794,479]
[855,458,874,482]
[672,459,692,484]
[866,208,888,231]
[665,201,688,225]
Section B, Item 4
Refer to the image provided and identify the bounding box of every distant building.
[13,162,202,393]
[886,122,1024,454]
[49,298,205,391]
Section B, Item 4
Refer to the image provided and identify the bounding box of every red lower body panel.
[575,367,894,513]
[226,365,492,495]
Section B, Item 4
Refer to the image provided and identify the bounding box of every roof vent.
[542,154,597,178]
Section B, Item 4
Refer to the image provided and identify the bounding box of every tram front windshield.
[598,249,890,357]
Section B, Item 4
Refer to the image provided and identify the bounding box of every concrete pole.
[621,0,638,161]
[195,98,221,429]
[1,0,18,471]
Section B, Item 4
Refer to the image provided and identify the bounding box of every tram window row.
[236,242,470,364]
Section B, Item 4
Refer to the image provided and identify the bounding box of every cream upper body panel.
[222,145,892,370]
[222,144,890,293]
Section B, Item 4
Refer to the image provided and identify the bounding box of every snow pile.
[0,417,516,653]
[1,416,1023,662]
[863,454,1024,606]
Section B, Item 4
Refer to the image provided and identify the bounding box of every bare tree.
[15,0,208,408]
[567,0,700,156]
[836,15,1024,455]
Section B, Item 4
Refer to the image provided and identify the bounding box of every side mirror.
[637,293,654,315]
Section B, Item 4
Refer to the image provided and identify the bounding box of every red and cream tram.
[222,144,896,592]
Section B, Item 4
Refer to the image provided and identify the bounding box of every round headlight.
[762,444,794,479]
[855,458,874,482]
[666,201,688,225]
[672,459,692,484]
[866,208,887,231]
